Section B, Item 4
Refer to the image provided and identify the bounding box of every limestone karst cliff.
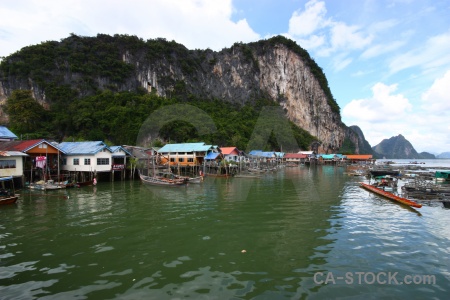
[0,34,350,152]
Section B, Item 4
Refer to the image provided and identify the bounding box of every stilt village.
[2,124,450,207]
[0,125,375,188]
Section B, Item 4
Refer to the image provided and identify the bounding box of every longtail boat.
[139,171,187,187]
[360,182,422,208]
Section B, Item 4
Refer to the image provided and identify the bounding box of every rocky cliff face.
[347,125,375,155]
[257,45,345,152]
[0,35,345,152]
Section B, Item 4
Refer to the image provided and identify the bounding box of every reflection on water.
[1,166,450,299]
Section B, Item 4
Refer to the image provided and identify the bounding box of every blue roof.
[249,150,276,158]
[249,150,263,156]
[320,154,337,159]
[58,141,111,155]
[205,152,220,160]
[110,146,132,156]
[158,143,214,153]
[261,152,276,158]
[0,126,18,139]
[274,152,285,158]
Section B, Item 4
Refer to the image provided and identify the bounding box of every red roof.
[0,139,45,152]
[0,139,64,153]
[284,153,308,159]
[220,147,239,155]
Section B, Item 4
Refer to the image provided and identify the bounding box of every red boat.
[360,182,422,208]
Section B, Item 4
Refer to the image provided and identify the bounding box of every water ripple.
[1,172,450,298]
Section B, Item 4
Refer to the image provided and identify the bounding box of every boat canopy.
[0,176,13,182]
[435,171,450,178]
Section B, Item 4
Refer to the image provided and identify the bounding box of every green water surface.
[1,166,449,299]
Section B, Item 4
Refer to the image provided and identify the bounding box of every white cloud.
[343,78,450,153]
[288,0,328,37]
[421,70,450,113]
[295,34,325,50]
[332,54,352,72]
[360,40,404,59]
[0,0,260,58]
[367,19,400,33]
[287,0,372,69]
[342,82,412,123]
[389,31,450,75]
[329,22,372,51]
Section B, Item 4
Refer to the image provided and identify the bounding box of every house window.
[62,158,67,165]
[188,158,194,163]
[84,158,91,165]
[170,158,175,162]
[73,158,79,165]
[38,143,47,148]
[97,158,110,165]
[0,160,16,169]
[178,158,184,163]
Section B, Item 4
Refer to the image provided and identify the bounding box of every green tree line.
[4,89,318,152]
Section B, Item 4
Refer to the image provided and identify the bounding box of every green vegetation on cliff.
[4,89,317,151]
[1,34,334,150]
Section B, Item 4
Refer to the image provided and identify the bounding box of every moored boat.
[185,176,204,183]
[0,176,18,205]
[435,171,450,182]
[172,173,204,184]
[369,170,400,177]
[360,182,422,208]
[139,172,187,187]
[28,180,66,190]
[76,180,95,187]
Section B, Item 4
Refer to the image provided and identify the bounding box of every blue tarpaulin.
[205,152,220,160]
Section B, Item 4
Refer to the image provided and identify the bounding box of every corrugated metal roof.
[158,143,213,153]
[274,152,285,158]
[0,126,18,139]
[249,150,276,158]
[220,147,239,155]
[110,146,132,156]
[249,150,263,156]
[0,139,64,153]
[0,151,29,157]
[284,153,307,159]
[261,152,276,158]
[319,154,337,159]
[58,141,110,155]
[298,151,314,155]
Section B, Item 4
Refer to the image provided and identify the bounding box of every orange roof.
[220,147,239,155]
[346,154,373,160]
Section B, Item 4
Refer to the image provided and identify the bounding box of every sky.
[1,0,450,154]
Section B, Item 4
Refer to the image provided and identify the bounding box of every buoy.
[241,250,247,253]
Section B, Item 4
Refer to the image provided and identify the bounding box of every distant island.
[370,134,437,159]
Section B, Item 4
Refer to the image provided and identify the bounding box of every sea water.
[1,165,449,299]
